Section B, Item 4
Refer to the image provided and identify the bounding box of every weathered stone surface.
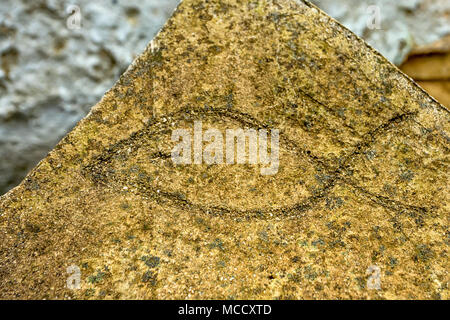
[2,0,449,197]
[0,0,179,195]
[0,0,448,299]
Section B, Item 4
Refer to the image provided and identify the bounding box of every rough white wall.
[0,0,179,194]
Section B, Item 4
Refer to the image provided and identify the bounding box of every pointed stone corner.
[0,0,448,300]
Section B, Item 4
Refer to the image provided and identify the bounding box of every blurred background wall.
[0,0,449,195]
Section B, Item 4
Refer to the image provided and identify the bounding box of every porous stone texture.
[1,0,449,196]
[0,0,448,300]
[0,0,179,195]
[311,0,450,65]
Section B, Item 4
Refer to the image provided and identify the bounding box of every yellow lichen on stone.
[0,0,448,299]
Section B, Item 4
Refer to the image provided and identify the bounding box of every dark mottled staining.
[414,244,435,263]
[209,238,224,251]
[141,255,161,268]
[88,270,106,284]
[142,271,157,286]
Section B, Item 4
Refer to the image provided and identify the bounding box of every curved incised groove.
[83,105,429,218]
